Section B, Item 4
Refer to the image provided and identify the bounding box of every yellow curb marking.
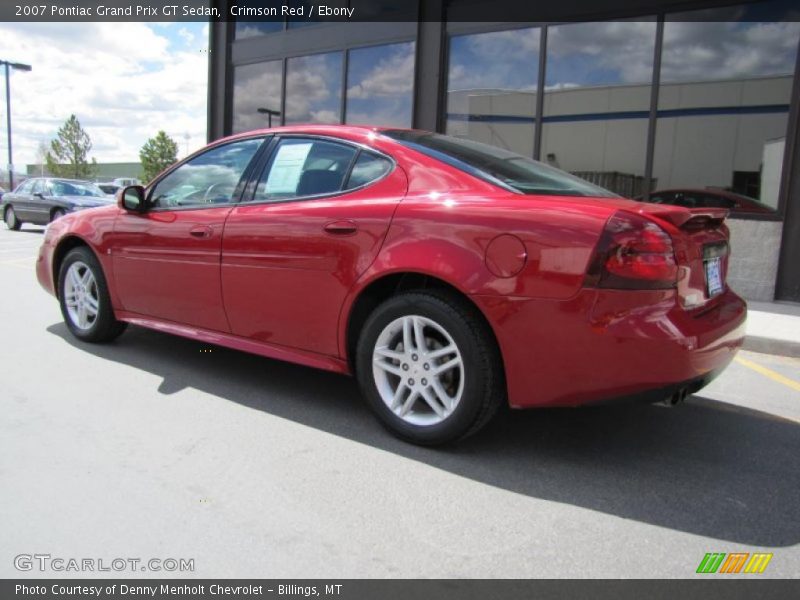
[735,356,800,393]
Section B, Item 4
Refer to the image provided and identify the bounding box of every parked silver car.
[2,178,112,230]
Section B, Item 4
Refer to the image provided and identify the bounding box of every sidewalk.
[744,300,800,358]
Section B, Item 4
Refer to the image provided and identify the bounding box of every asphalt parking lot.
[1,224,799,578]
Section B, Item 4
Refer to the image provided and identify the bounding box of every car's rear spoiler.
[635,206,728,230]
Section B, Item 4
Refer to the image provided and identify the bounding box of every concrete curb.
[743,335,800,359]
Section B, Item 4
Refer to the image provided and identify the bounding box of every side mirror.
[118,185,147,213]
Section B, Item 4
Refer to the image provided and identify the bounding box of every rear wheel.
[51,208,66,222]
[4,206,21,230]
[58,247,127,343]
[356,290,504,445]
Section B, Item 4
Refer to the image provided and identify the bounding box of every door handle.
[189,225,213,238]
[323,220,358,235]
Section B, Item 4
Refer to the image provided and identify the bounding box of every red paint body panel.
[110,207,233,332]
[36,125,747,412]
[473,288,745,408]
[116,311,349,374]
[221,163,408,356]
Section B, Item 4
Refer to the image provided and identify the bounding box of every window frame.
[239,134,397,206]
[144,135,270,213]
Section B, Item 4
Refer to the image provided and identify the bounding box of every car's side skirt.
[116,310,351,375]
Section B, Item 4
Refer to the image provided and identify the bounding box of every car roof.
[220,124,418,146]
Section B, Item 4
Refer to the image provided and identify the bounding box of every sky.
[0,21,209,172]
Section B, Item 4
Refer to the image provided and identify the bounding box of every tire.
[356,290,504,445]
[51,208,66,222]
[58,246,127,343]
[4,206,21,231]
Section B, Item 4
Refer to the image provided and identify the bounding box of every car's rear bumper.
[472,288,746,408]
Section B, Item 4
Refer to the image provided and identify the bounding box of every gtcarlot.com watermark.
[14,554,194,573]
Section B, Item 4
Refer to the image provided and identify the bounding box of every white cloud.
[0,22,208,171]
[285,54,341,124]
[449,19,800,92]
[347,44,415,99]
[661,21,800,82]
[232,62,283,133]
[178,27,196,45]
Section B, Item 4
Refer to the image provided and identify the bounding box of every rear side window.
[383,129,618,198]
[345,152,393,190]
[252,138,358,203]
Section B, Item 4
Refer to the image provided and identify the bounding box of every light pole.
[257,107,281,128]
[1,60,32,191]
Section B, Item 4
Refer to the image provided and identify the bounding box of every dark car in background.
[640,188,775,215]
[2,178,112,230]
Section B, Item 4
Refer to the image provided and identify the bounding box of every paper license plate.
[705,257,723,297]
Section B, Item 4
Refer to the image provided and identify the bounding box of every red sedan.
[35,126,746,445]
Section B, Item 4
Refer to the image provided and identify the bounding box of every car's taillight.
[585,211,678,290]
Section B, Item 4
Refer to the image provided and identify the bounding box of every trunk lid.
[638,205,730,310]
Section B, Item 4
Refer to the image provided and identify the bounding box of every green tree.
[45,114,97,179]
[140,131,179,184]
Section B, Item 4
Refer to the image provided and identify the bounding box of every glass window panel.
[285,52,344,124]
[150,139,263,209]
[346,42,415,127]
[252,138,356,202]
[445,27,540,157]
[232,60,283,134]
[541,20,656,198]
[345,152,393,189]
[233,0,284,39]
[653,2,800,213]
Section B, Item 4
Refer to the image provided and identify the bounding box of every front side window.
[384,130,618,198]
[30,179,45,195]
[15,180,35,194]
[149,138,264,209]
[252,138,358,202]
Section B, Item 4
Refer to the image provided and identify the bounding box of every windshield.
[383,130,619,198]
[51,180,106,197]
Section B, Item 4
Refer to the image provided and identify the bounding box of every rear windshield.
[383,130,618,198]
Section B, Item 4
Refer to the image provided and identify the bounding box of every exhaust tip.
[657,388,688,408]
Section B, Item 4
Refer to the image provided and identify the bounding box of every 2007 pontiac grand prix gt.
[35,126,746,445]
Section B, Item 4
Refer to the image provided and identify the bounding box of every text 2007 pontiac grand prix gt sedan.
[36,126,746,445]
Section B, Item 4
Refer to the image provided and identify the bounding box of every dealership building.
[207,0,800,302]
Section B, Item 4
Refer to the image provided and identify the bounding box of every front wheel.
[58,247,127,343]
[356,290,504,445]
[4,206,21,230]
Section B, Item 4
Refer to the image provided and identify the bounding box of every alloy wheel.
[63,261,100,330]
[372,314,465,426]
